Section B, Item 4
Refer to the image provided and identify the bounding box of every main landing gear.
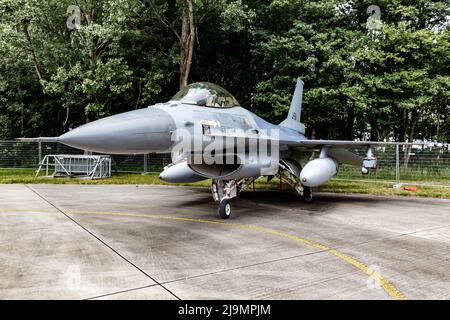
[302,185,313,203]
[278,159,313,203]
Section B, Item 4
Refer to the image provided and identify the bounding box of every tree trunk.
[83,8,97,124]
[398,109,406,142]
[179,0,195,89]
[345,104,355,140]
[370,118,379,141]
[83,9,96,65]
[21,20,44,83]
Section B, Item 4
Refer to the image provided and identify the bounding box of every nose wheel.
[218,199,232,219]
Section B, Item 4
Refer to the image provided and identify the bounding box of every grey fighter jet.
[36,79,412,218]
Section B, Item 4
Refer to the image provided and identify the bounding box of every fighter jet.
[33,79,414,218]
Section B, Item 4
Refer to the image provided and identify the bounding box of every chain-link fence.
[0,140,171,174]
[1,140,449,185]
[336,145,450,185]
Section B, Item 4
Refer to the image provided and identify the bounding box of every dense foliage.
[0,0,449,142]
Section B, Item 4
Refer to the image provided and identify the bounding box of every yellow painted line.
[66,210,406,300]
[0,208,406,300]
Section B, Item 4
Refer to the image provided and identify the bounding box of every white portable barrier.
[36,154,111,179]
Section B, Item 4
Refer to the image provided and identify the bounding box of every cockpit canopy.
[171,82,240,108]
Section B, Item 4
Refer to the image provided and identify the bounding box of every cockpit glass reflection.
[171,82,240,108]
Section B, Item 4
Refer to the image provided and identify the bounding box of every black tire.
[218,199,232,219]
[303,186,313,203]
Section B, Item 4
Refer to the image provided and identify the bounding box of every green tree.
[1,0,449,144]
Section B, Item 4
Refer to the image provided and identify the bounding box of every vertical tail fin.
[288,78,304,122]
[279,78,305,133]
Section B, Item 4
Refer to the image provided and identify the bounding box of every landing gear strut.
[278,159,313,203]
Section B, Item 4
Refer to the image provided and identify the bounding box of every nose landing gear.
[212,179,235,219]
[211,178,256,219]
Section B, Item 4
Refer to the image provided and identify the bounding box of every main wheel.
[303,186,313,203]
[218,199,232,219]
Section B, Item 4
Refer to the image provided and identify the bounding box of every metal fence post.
[394,144,401,188]
[38,140,42,164]
[143,153,148,174]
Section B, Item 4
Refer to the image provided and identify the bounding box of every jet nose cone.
[59,108,176,154]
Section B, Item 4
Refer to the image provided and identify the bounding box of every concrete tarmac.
[1,183,450,300]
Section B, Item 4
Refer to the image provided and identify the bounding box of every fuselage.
[58,102,307,155]
[56,81,342,190]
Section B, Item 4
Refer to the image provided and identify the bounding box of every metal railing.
[36,154,112,179]
[0,140,449,186]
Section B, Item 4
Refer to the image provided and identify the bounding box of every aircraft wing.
[290,140,421,149]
